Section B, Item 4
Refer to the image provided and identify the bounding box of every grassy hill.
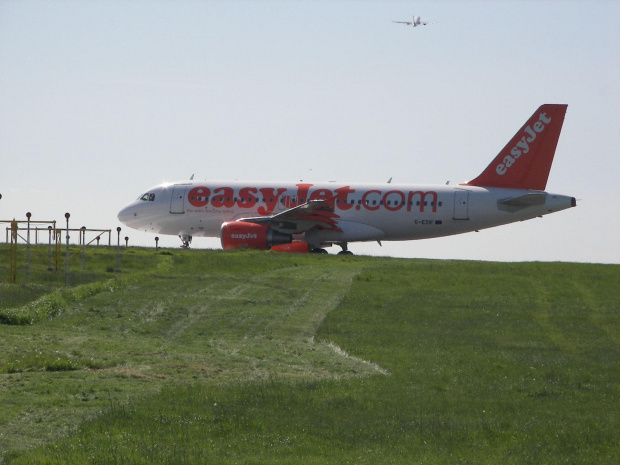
[0,245,618,464]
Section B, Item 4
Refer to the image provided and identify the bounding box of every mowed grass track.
[0,246,618,464]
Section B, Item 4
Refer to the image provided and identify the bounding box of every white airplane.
[393,15,432,27]
[118,104,576,254]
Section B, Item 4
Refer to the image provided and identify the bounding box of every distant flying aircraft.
[392,15,432,27]
[118,105,576,254]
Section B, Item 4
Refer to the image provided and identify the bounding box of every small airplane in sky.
[118,105,576,254]
[392,15,432,27]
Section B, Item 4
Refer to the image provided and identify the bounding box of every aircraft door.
[170,185,188,214]
[453,190,469,220]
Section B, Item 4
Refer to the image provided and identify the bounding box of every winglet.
[465,104,568,190]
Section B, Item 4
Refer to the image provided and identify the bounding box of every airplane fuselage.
[118,180,575,248]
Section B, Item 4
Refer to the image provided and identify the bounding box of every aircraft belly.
[317,221,386,242]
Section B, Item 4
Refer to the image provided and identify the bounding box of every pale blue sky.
[1,0,618,263]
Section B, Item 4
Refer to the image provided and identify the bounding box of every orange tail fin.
[465,104,568,190]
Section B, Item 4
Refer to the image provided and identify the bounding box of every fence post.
[65,213,70,286]
[26,212,31,283]
[10,220,17,284]
[81,227,86,270]
[47,226,53,271]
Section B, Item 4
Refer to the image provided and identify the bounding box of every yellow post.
[10,220,17,284]
[55,229,62,271]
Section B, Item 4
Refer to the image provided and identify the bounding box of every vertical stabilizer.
[465,104,567,190]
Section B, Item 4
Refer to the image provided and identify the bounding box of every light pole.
[116,227,121,272]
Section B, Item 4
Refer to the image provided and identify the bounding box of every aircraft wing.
[237,199,342,234]
[392,21,413,25]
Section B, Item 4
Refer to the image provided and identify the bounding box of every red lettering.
[310,188,335,208]
[407,191,438,213]
[335,186,355,211]
[383,190,405,212]
[257,188,287,215]
[295,183,313,204]
[237,187,258,209]
[187,186,211,208]
[211,187,235,208]
[361,190,381,211]
[187,184,438,215]
[310,188,333,201]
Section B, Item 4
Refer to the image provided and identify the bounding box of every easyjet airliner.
[118,104,576,254]
[392,15,433,27]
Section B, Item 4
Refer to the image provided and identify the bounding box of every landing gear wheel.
[336,242,352,255]
[179,235,192,248]
[311,248,328,254]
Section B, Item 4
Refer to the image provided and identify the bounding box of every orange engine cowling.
[220,221,292,250]
[270,241,309,253]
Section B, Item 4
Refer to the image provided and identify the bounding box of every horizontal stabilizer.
[498,193,546,207]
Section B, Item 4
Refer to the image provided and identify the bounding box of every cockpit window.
[139,193,156,201]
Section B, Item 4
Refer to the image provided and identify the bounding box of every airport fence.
[0,214,115,287]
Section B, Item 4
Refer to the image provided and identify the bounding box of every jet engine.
[220,221,292,250]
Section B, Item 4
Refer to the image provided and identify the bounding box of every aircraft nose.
[117,204,137,225]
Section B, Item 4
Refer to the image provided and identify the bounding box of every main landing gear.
[311,242,353,255]
[337,242,353,256]
[179,235,192,248]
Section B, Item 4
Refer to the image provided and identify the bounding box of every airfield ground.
[0,245,618,464]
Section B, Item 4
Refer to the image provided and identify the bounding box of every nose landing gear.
[179,235,192,248]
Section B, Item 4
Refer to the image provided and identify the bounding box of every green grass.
[0,245,618,463]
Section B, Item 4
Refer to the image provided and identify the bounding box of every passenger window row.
[190,195,442,208]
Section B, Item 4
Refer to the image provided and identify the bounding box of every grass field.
[0,245,618,464]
